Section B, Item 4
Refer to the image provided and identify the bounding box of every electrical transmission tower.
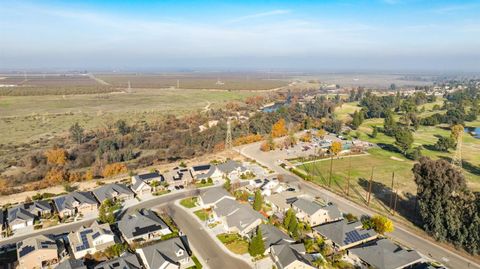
[452,131,463,169]
[225,119,233,150]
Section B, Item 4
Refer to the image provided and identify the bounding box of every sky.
[1,0,480,72]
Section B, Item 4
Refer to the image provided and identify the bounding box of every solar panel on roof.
[19,245,35,257]
[344,230,371,244]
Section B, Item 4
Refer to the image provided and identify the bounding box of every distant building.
[313,219,378,251]
[265,192,300,213]
[349,239,423,269]
[68,221,116,259]
[56,258,87,269]
[131,172,164,195]
[118,209,171,244]
[191,164,223,182]
[53,191,98,219]
[254,224,295,254]
[163,167,194,188]
[136,237,193,269]
[270,243,315,269]
[17,234,67,269]
[94,252,142,269]
[212,198,264,237]
[292,197,343,226]
[198,188,234,208]
[92,183,134,204]
[7,201,52,231]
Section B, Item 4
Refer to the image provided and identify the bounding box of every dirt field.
[295,73,433,88]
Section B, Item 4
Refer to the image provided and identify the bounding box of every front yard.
[216,233,249,254]
[193,209,210,221]
[180,197,198,208]
[195,182,214,188]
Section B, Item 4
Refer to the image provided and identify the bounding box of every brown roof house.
[53,191,98,219]
[17,234,67,269]
[68,221,116,259]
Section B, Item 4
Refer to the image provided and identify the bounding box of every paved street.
[156,202,251,269]
[239,142,480,269]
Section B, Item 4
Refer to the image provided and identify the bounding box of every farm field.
[0,88,257,145]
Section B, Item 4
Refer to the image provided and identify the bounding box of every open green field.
[298,100,480,222]
[0,88,257,145]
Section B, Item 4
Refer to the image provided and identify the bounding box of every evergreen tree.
[383,111,397,136]
[371,126,378,138]
[253,190,263,211]
[283,208,294,229]
[248,226,265,256]
[394,128,413,154]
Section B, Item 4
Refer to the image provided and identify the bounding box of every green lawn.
[180,197,198,208]
[193,209,210,221]
[195,182,214,188]
[188,256,203,269]
[217,233,249,254]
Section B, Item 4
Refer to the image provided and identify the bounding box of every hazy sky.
[1,0,480,71]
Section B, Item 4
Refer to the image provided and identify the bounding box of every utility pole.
[389,171,395,209]
[346,157,351,196]
[366,167,374,206]
[393,189,398,216]
[328,155,333,187]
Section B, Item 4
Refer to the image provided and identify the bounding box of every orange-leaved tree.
[45,148,68,166]
[102,163,127,178]
[271,118,288,138]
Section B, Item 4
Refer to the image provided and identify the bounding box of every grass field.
[297,100,480,222]
[217,233,249,255]
[0,88,257,145]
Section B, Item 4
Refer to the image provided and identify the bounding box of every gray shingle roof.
[196,166,218,180]
[134,172,163,181]
[292,197,323,215]
[7,207,36,224]
[271,243,313,269]
[137,237,190,268]
[53,191,98,212]
[93,183,134,203]
[313,219,377,248]
[118,209,170,239]
[94,253,142,269]
[213,198,239,217]
[216,160,246,174]
[324,204,343,220]
[17,234,58,258]
[200,188,233,205]
[257,224,295,249]
[225,205,264,232]
[56,259,87,269]
[350,239,423,269]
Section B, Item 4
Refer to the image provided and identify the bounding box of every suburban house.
[53,191,99,219]
[190,164,223,182]
[291,197,343,226]
[265,192,300,213]
[118,209,171,244]
[255,224,295,254]
[92,183,135,204]
[163,167,193,188]
[131,171,164,195]
[349,238,423,269]
[216,160,248,179]
[94,252,142,269]
[56,259,87,269]
[213,198,265,237]
[7,206,35,232]
[17,235,67,269]
[7,201,53,231]
[136,237,193,269]
[313,219,378,251]
[68,221,116,259]
[270,243,315,269]
[198,187,234,208]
